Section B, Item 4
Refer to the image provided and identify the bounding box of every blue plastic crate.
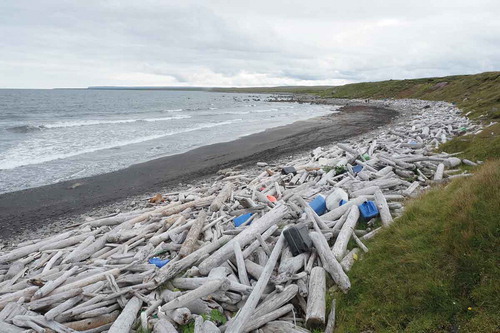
[234,213,253,227]
[358,201,379,220]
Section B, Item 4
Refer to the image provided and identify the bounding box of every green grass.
[178,309,227,333]
[319,72,500,121]
[331,160,500,332]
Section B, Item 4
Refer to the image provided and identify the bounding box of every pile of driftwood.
[0,100,481,332]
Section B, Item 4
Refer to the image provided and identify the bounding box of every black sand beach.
[0,105,398,239]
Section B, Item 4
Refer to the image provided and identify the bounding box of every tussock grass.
[331,160,500,332]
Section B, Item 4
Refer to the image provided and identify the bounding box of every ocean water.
[0,89,337,193]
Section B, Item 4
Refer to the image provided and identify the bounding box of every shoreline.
[0,101,398,241]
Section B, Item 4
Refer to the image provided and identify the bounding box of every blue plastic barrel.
[309,195,327,216]
[234,213,253,227]
[358,201,379,219]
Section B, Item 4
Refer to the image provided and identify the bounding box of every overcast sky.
[0,1,498,88]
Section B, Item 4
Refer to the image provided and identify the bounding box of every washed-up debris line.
[0,99,486,332]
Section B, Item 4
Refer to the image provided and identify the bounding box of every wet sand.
[0,105,398,239]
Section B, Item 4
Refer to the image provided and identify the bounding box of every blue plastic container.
[358,201,379,220]
[234,213,253,227]
[309,195,327,216]
[148,257,170,268]
[352,164,363,173]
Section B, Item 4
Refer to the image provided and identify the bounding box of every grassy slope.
[219,72,499,331]
[215,73,499,331]
[316,73,500,331]
[333,161,500,332]
[317,73,500,331]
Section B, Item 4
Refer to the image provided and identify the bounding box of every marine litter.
[0,98,485,332]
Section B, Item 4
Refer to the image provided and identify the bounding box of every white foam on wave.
[223,111,251,115]
[43,115,191,128]
[253,108,279,113]
[0,119,242,170]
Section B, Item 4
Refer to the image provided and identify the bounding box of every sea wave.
[6,125,44,133]
[253,108,279,113]
[0,119,242,170]
[6,115,191,132]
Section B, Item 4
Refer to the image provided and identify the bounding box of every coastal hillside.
[216,72,500,161]
[217,71,500,332]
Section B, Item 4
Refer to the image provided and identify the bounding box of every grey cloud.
[0,0,498,88]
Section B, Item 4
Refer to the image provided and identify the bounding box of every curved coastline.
[0,103,398,239]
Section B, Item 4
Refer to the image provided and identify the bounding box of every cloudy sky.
[0,0,498,88]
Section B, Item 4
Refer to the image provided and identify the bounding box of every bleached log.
[309,232,350,292]
[33,266,79,300]
[374,189,393,227]
[375,166,393,177]
[161,196,215,217]
[39,233,91,251]
[337,143,360,158]
[199,204,287,275]
[225,233,285,333]
[108,296,143,333]
[28,288,82,311]
[325,299,336,333]
[306,266,326,326]
[242,225,278,258]
[322,196,365,220]
[340,248,360,272]
[252,284,298,319]
[210,182,234,212]
[44,294,83,320]
[162,279,229,311]
[402,181,420,196]
[63,235,95,263]
[261,320,310,332]
[42,251,64,274]
[179,210,207,258]
[244,259,265,280]
[255,247,269,266]
[0,231,73,262]
[331,206,360,260]
[244,304,294,332]
[13,314,74,332]
[278,252,307,276]
[0,287,38,311]
[171,277,251,294]
[433,163,445,180]
[65,236,107,263]
[233,241,250,286]
[153,318,178,333]
[84,211,145,227]
[154,235,232,284]
[166,307,191,325]
[203,320,221,333]
[352,232,369,253]
[0,320,24,333]
[351,186,379,197]
[49,268,120,296]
